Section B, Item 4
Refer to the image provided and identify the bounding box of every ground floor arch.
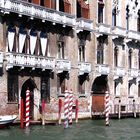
[91,75,109,114]
[21,78,37,120]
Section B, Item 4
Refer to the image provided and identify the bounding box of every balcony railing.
[112,26,126,38]
[128,68,139,78]
[114,67,125,77]
[78,62,91,75]
[0,52,3,67]
[127,30,140,41]
[76,18,93,31]
[97,23,111,35]
[56,59,71,73]
[96,64,110,75]
[0,0,75,27]
[6,52,55,70]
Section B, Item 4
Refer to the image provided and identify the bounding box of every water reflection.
[0,119,140,140]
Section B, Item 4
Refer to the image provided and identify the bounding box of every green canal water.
[0,119,140,140]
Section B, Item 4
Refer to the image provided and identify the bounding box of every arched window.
[98,0,104,23]
[112,8,117,26]
[114,46,118,67]
[57,34,65,59]
[79,39,85,62]
[139,50,140,69]
[126,5,129,30]
[77,0,89,19]
[97,41,104,64]
[138,10,140,32]
[128,49,132,69]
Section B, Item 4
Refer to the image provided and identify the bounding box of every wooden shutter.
[44,0,51,8]
[64,0,71,13]
[32,0,40,5]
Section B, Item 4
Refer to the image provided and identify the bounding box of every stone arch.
[91,75,109,94]
[91,75,109,114]
[21,78,37,119]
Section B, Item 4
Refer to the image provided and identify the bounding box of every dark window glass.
[114,47,118,67]
[41,76,50,103]
[128,49,132,69]
[97,42,103,64]
[8,73,18,102]
[98,3,104,23]
[112,8,117,26]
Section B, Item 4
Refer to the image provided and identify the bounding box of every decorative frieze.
[6,52,55,70]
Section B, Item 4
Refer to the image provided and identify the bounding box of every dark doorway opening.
[91,75,109,114]
[21,78,37,120]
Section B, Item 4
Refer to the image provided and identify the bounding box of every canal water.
[0,119,140,140]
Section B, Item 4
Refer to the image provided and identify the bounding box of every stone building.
[0,0,140,121]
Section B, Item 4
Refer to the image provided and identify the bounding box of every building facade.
[0,0,140,121]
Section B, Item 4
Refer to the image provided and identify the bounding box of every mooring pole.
[25,89,30,128]
[64,89,69,128]
[69,89,73,124]
[20,98,24,129]
[118,99,121,119]
[133,99,136,118]
[75,99,78,123]
[105,91,110,126]
[42,99,45,125]
[58,98,62,125]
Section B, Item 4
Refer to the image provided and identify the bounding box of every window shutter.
[64,0,71,13]
[44,0,51,8]
[32,0,40,5]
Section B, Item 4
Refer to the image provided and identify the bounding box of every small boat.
[0,115,17,128]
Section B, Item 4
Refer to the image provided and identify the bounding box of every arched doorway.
[91,75,109,115]
[21,78,37,120]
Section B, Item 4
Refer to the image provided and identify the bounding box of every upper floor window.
[128,49,132,69]
[79,39,85,62]
[8,72,18,103]
[57,72,67,94]
[57,34,65,59]
[77,0,89,19]
[78,75,86,94]
[112,8,117,26]
[41,75,50,103]
[97,40,104,64]
[126,5,129,30]
[138,10,140,32]
[114,46,118,67]
[7,25,17,53]
[98,0,104,23]
[139,50,140,69]
[44,0,71,13]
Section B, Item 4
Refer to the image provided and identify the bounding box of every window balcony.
[114,67,125,78]
[128,68,139,78]
[1,0,75,27]
[97,23,111,35]
[112,26,126,38]
[96,64,110,75]
[0,52,3,67]
[76,18,93,32]
[78,62,91,75]
[6,52,55,70]
[56,59,71,73]
[127,30,140,41]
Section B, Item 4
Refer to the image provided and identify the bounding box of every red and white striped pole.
[64,89,69,128]
[25,89,30,128]
[105,91,110,126]
[69,89,73,124]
